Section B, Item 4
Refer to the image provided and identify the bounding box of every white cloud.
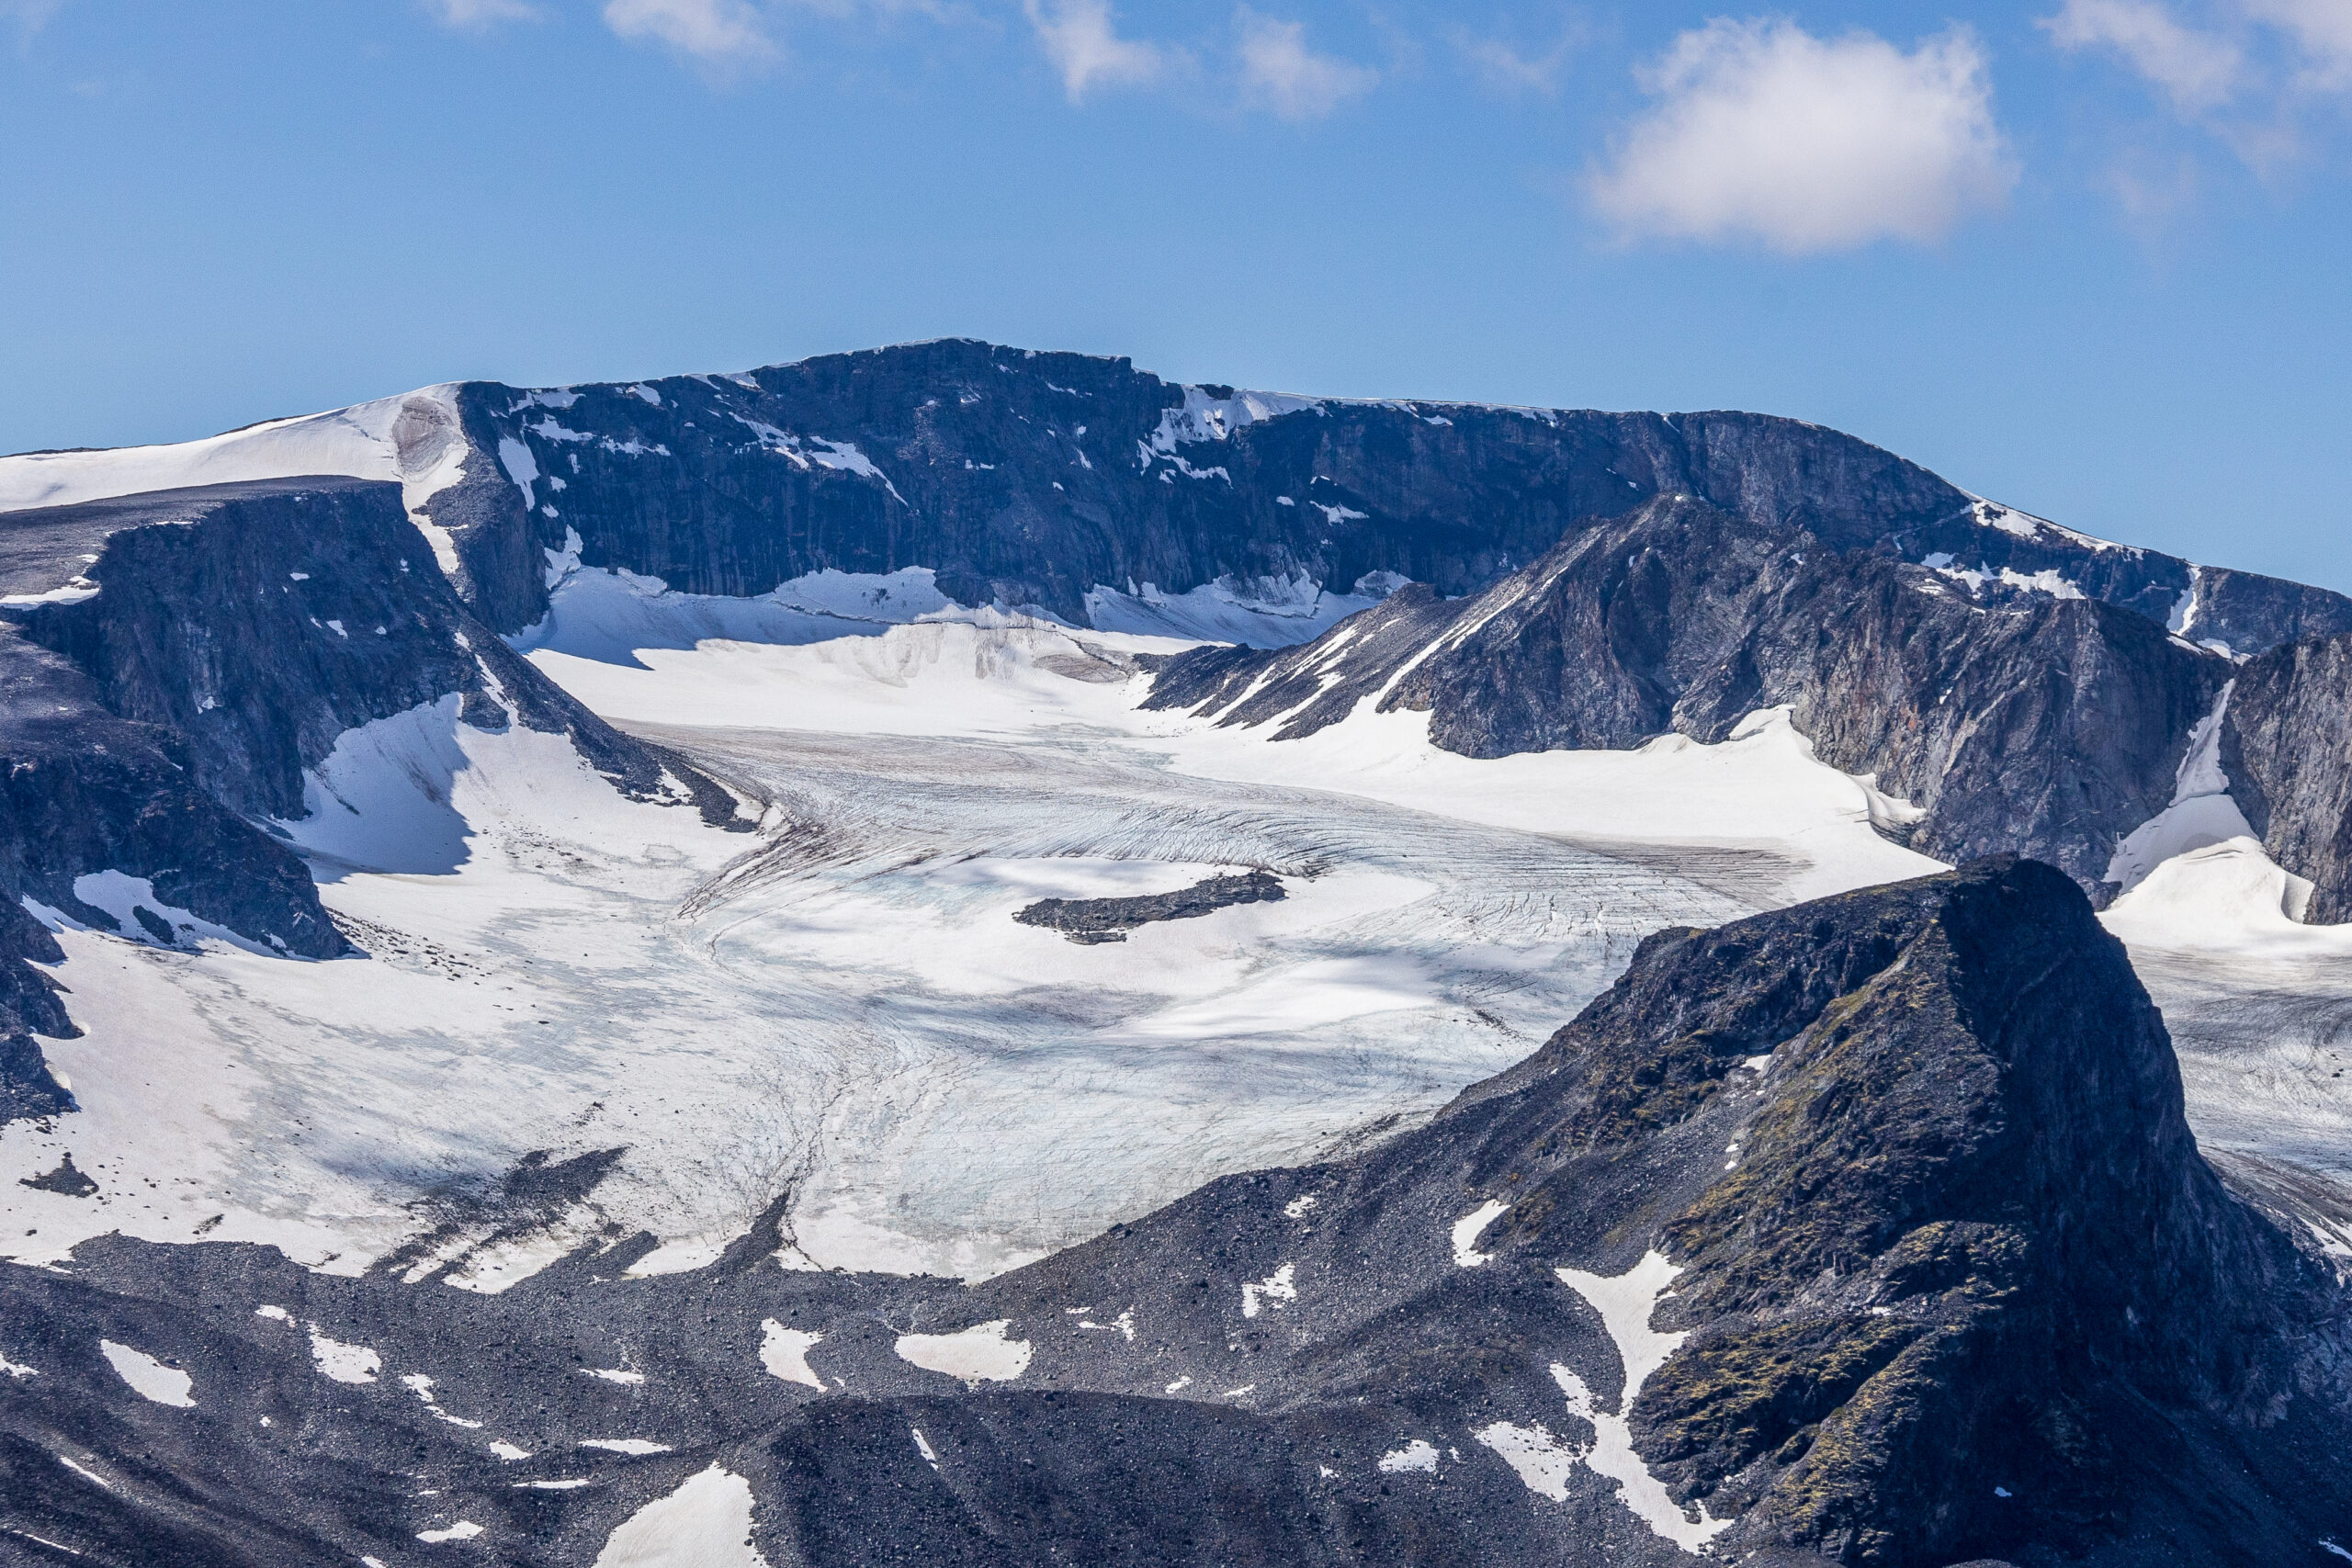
[604,0,778,67]
[1586,18,2015,254]
[1449,23,1580,96]
[1023,0,1164,102]
[422,0,538,25]
[2041,0,2246,109]
[2240,0,2352,87]
[1236,8,1377,120]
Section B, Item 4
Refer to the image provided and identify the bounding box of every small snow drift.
[758,1320,823,1389]
[98,1340,194,1407]
[893,1321,1033,1383]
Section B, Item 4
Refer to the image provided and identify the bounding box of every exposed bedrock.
[1147,496,2232,904]
[2220,630,2352,923]
[391,342,2347,660]
[4,860,2339,1566]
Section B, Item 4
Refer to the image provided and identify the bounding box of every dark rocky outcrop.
[349,342,2342,663]
[1012,870,1286,943]
[1148,496,2232,901]
[2220,631,2352,922]
[3,860,2339,1566]
[18,1152,95,1197]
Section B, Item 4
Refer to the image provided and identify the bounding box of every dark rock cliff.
[376,341,2344,663]
[2219,631,2352,922]
[1147,495,2232,901]
[3,860,2339,1566]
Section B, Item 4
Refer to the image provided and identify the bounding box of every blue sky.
[2,0,2347,586]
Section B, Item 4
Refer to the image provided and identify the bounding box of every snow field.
[6,561,1954,1291]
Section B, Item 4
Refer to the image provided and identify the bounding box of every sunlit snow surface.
[2,571,1945,1285]
[2104,839,2352,1258]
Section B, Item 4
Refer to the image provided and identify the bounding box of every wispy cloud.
[1448,18,1582,96]
[2041,0,2246,110]
[1235,7,1377,120]
[421,0,539,27]
[604,0,780,69]
[1023,0,1166,102]
[0,0,65,39]
[1586,18,2014,254]
[2237,0,2352,88]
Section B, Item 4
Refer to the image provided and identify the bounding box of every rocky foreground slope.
[2,860,2341,1566]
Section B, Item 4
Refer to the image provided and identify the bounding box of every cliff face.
[4,860,2339,1567]
[2219,631,2352,922]
[354,342,2340,666]
[420,344,1989,636]
[1148,495,2231,900]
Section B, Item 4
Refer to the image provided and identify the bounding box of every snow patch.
[1452,1199,1510,1267]
[1475,1420,1581,1502]
[2106,684,2258,897]
[592,1465,770,1568]
[497,438,540,512]
[580,1438,673,1456]
[1931,561,2086,600]
[1240,1261,1297,1318]
[63,871,281,957]
[415,1521,484,1544]
[307,1326,381,1384]
[1971,499,2125,554]
[895,1320,1032,1382]
[1147,386,1322,454]
[759,1320,824,1389]
[1378,1439,1441,1473]
[99,1340,194,1407]
[1551,1255,1730,1551]
[1,578,100,607]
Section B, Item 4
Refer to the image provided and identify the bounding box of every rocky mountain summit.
[3,861,2340,1566]
[398,343,2352,660]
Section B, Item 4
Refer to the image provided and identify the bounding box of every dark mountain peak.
[1420,857,2345,1563]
